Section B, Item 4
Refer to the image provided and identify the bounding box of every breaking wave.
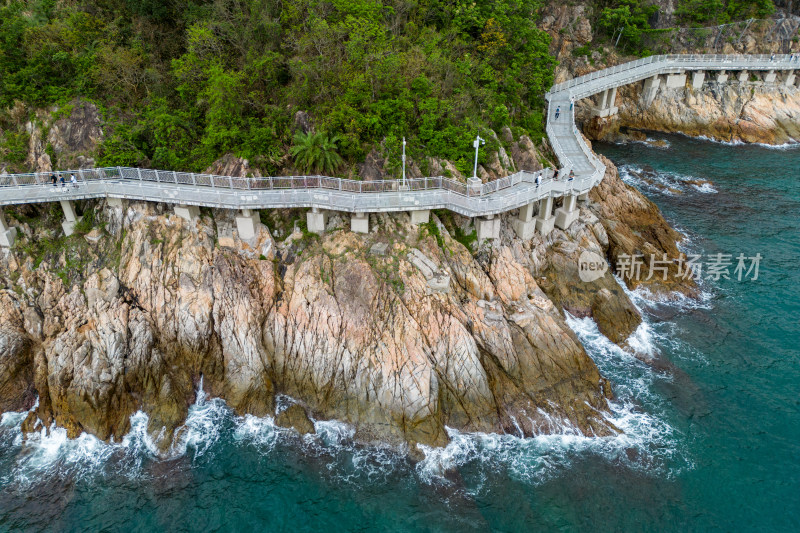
[0,302,697,496]
[618,165,718,195]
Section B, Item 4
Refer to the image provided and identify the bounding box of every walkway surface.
[545,53,798,189]
[1,54,797,217]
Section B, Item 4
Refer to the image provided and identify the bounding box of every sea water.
[1,134,798,531]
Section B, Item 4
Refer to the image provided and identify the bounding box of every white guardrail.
[1,54,796,216]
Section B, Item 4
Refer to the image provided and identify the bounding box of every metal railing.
[1,54,794,218]
[547,53,798,95]
[0,166,561,198]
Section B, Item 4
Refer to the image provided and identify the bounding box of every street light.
[402,137,407,189]
[472,135,485,180]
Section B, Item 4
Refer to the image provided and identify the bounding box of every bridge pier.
[60,200,81,236]
[235,209,261,240]
[307,207,327,234]
[737,70,749,83]
[554,194,579,230]
[691,71,706,89]
[409,209,430,225]
[351,212,369,234]
[715,70,728,84]
[643,75,661,104]
[764,70,777,84]
[476,214,500,242]
[783,71,796,87]
[512,202,536,240]
[107,197,124,208]
[578,191,590,203]
[174,204,199,222]
[593,87,618,117]
[0,208,18,248]
[664,71,687,89]
[534,197,555,236]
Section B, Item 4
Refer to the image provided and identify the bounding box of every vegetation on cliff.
[0,0,556,176]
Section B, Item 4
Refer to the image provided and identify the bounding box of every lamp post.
[402,137,407,189]
[472,135,485,180]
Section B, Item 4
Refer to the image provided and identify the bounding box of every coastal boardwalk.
[1,54,798,247]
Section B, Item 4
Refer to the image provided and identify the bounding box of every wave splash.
[1,305,694,493]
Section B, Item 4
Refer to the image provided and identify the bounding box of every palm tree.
[290,131,343,174]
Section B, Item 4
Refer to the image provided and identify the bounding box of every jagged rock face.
[0,193,644,451]
[24,100,103,172]
[204,153,262,177]
[589,153,698,298]
[584,82,800,145]
[511,135,545,172]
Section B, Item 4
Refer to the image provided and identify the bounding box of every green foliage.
[598,0,659,54]
[453,225,478,250]
[0,0,557,173]
[571,45,593,58]
[674,0,774,24]
[0,131,30,165]
[420,219,444,248]
[290,131,343,174]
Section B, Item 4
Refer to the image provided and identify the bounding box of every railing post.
[210,175,215,188]
[137,168,142,181]
[192,173,196,186]
[173,171,178,184]
[155,170,160,182]
[228,176,233,188]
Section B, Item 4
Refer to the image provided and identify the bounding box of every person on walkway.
[70,174,78,188]
[770,53,775,62]
[555,106,560,120]
[59,175,66,188]
[51,173,58,188]
[568,170,575,182]
[535,173,541,188]
[569,98,574,113]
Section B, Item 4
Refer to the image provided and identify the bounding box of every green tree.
[598,0,658,53]
[290,131,343,174]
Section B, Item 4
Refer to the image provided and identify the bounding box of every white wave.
[691,133,800,150]
[691,182,718,193]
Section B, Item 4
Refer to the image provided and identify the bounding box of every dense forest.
[0,0,782,177]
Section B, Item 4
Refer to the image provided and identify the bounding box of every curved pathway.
[1,54,798,244]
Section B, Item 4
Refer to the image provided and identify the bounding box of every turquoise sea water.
[1,134,798,531]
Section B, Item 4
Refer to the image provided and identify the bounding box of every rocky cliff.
[583,78,800,145]
[0,156,690,454]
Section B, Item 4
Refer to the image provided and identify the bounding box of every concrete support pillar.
[409,209,430,225]
[599,89,609,108]
[737,70,749,82]
[476,214,500,242]
[764,70,777,84]
[0,208,18,248]
[60,200,80,236]
[716,70,728,83]
[593,87,619,117]
[307,207,328,234]
[665,71,687,88]
[783,71,796,87]
[174,204,199,222]
[351,212,369,234]
[512,202,536,240]
[235,208,261,241]
[643,75,661,105]
[554,194,579,230]
[692,71,706,89]
[609,86,618,107]
[107,197,123,208]
[578,191,590,203]
[534,196,555,236]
